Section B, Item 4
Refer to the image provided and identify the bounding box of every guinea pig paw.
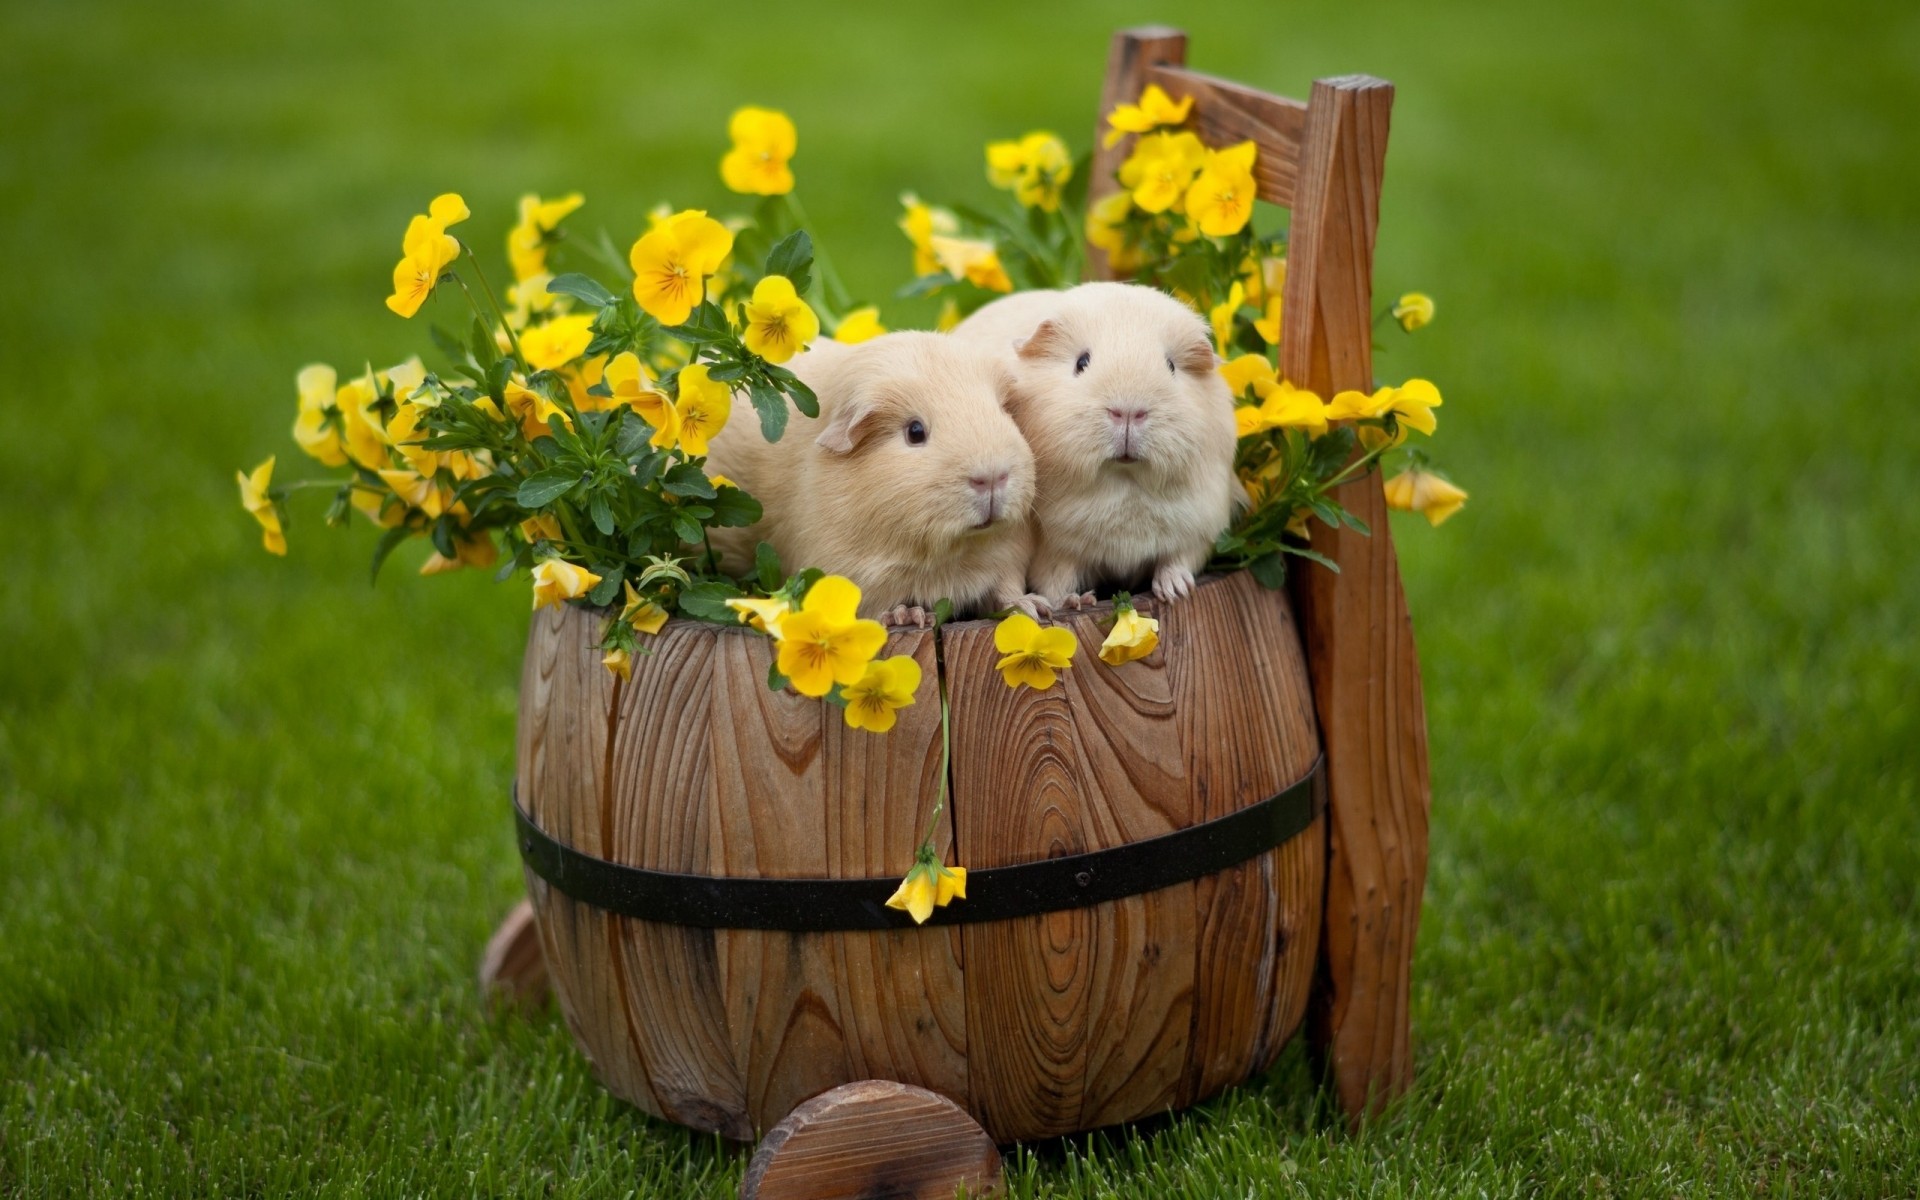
[885,603,930,629]
[1058,590,1099,611]
[1151,564,1196,603]
[1011,592,1053,621]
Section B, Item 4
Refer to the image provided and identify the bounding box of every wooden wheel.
[478,899,550,1012]
[740,1080,1002,1200]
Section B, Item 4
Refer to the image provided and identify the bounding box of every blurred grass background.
[3,0,1917,1194]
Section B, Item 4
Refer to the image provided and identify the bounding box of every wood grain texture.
[604,621,752,1138]
[1143,64,1308,207]
[477,899,548,1013]
[1086,27,1188,280]
[1280,74,1433,1121]
[516,606,663,1119]
[739,1080,1002,1200]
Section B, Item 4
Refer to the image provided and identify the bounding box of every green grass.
[3,0,1917,1194]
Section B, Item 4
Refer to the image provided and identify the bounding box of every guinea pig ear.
[1013,318,1073,362]
[993,364,1025,417]
[1174,332,1220,376]
[815,395,878,455]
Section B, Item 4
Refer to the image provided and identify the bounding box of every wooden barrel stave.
[517,572,1324,1143]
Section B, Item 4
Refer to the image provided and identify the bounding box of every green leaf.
[766,661,790,692]
[1249,551,1289,590]
[615,411,656,460]
[670,512,703,545]
[469,316,500,371]
[748,382,789,443]
[674,301,733,344]
[706,361,748,383]
[782,373,818,419]
[589,490,614,535]
[896,271,957,299]
[517,467,582,508]
[764,229,814,298]
[546,272,616,308]
[485,357,512,405]
[754,541,783,592]
[662,462,716,499]
[586,564,624,606]
[368,525,413,585]
[678,579,746,622]
[932,598,954,628]
[708,485,763,528]
[1283,544,1341,573]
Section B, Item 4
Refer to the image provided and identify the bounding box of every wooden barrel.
[514,570,1325,1144]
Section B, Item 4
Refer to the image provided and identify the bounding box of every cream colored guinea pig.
[704,332,1046,625]
[950,282,1241,604]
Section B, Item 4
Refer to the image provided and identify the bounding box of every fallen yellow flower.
[620,580,671,635]
[993,612,1077,691]
[1099,603,1159,666]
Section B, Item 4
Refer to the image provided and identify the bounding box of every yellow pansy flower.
[1209,281,1244,357]
[1241,255,1286,308]
[505,273,558,329]
[841,654,922,733]
[531,558,602,610]
[669,364,731,457]
[774,575,888,697]
[504,376,571,441]
[507,192,584,282]
[1118,131,1207,214]
[929,235,1013,293]
[420,529,498,575]
[720,106,797,196]
[1383,467,1468,527]
[1219,353,1277,402]
[352,486,404,529]
[898,193,959,277]
[620,580,671,635]
[292,363,347,466]
[601,646,634,682]
[935,298,962,332]
[384,399,442,477]
[741,275,819,364]
[708,473,737,489]
[629,210,734,327]
[1393,292,1435,332]
[1185,141,1258,237]
[726,595,792,636]
[1254,295,1283,345]
[385,194,468,318]
[1103,83,1194,148]
[604,351,677,445]
[332,375,391,471]
[519,514,563,544]
[376,467,452,519]
[986,131,1073,212]
[519,314,595,372]
[885,856,967,925]
[833,306,886,344]
[1099,604,1160,667]
[993,612,1077,691]
[236,456,286,556]
[1086,191,1140,273]
[1327,379,1441,448]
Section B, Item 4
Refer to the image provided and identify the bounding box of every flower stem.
[461,243,527,366]
[781,194,853,313]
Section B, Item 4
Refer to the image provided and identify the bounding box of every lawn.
[3,0,1917,1195]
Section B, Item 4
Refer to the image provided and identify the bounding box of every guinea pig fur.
[950,282,1242,604]
[703,332,1047,625]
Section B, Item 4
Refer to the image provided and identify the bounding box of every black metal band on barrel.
[513,755,1324,932]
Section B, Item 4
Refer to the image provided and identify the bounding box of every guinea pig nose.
[969,471,1008,495]
[1107,407,1149,426]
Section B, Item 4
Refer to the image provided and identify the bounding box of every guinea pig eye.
[904,418,928,446]
[1074,350,1091,376]
[1166,353,1176,375]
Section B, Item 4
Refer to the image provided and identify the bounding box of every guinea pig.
[950,281,1241,604]
[703,332,1047,625]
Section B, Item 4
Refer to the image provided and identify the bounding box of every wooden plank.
[1281,74,1431,1121]
[1043,603,1195,1131]
[1086,26,1188,280]
[1144,64,1307,208]
[477,898,548,1013]
[820,630,970,1108]
[515,605,664,1119]
[740,1080,1002,1200]
[602,621,754,1139]
[708,628,854,1136]
[948,616,1096,1141]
